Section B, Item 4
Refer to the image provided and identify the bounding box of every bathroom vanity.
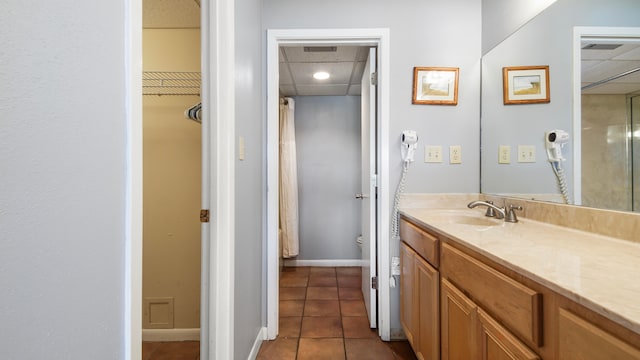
[399,200,640,359]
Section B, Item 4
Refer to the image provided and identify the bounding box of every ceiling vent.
[582,43,623,50]
[303,46,338,52]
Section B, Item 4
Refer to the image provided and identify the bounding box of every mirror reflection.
[581,35,640,211]
[480,0,640,213]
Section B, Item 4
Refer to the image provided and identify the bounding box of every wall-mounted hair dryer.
[545,129,570,164]
[401,130,418,163]
[545,129,570,204]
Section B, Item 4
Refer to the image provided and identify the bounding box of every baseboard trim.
[283,259,364,267]
[142,328,200,342]
[248,327,267,360]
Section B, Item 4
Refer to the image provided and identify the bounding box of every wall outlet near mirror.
[499,145,511,164]
[449,145,462,164]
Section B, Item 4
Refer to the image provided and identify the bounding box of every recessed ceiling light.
[313,71,330,80]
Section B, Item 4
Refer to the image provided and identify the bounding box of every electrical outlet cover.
[449,145,462,164]
[499,145,511,164]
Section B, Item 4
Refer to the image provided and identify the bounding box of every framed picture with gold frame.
[412,67,459,105]
[502,65,550,105]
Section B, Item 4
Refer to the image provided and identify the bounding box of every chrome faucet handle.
[505,204,523,223]
[484,200,497,217]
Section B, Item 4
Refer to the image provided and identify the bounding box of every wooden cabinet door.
[441,278,478,360]
[400,242,417,346]
[478,309,540,360]
[415,255,439,360]
[559,308,640,360]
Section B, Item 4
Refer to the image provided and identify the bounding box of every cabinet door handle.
[355,193,369,199]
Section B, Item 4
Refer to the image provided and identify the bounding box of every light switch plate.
[517,145,536,163]
[425,145,443,163]
[239,136,245,160]
[499,145,511,164]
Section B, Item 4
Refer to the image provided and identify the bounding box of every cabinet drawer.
[399,218,439,267]
[441,243,542,346]
[559,308,640,359]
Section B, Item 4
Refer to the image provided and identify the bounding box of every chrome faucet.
[467,200,524,223]
[467,200,506,219]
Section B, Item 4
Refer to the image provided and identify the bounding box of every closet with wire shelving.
[141,8,202,345]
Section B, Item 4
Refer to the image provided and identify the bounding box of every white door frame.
[125,0,236,358]
[266,28,391,341]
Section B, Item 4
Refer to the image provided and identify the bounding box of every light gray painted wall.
[263,0,481,335]
[481,0,640,198]
[0,1,127,359]
[294,96,362,260]
[481,0,558,54]
[234,0,265,357]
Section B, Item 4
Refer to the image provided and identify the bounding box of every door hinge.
[370,72,378,86]
[200,209,210,223]
[371,276,378,290]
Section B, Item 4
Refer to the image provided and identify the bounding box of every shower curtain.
[279,97,299,258]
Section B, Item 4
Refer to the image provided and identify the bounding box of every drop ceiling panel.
[350,62,367,84]
[296,84,349,96]
[348,85,362,96]
[581,43,638,60]
[283,46,360,62]
[581,60,640,83]
[582,82,640,95]
[279,63,294,85]
[279,85,297,96]
[613,44,640,61]
[288,62,354,85]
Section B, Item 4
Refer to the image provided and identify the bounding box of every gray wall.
[481,0,640,198]
[263,0,481,335]
[235,0,264,357]
[481,0,558,54]
[0,1,127,358]
[295,96,362,260]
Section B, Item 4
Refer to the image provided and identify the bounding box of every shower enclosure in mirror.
[480,0,640,214]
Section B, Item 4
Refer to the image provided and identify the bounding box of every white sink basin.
[417,210,502,227]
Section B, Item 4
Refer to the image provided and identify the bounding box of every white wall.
[481,0,640,198]
[0,1,129,358]
[295,96,362,260]
[263,0,482,335]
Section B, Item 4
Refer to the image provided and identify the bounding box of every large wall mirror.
[481,0,640,213]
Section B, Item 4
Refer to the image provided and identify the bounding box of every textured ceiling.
[143,0,200,28]
[581,39,640,95]
[279,46,371,96]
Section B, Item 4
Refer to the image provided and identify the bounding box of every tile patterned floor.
[142,340,200,360]
[257,266,417,360]
[142,266,417,360]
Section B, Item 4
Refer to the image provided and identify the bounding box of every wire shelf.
[143,71,201,96]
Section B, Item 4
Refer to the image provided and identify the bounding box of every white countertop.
[400,207,640,335]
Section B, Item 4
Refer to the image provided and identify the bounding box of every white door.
[360,47,377,328]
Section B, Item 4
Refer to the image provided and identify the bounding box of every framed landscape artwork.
[503,65,550,105]
[412,67,459,105]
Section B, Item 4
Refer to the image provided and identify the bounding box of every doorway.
[140,3,202,358]
[573,27,640,209]
[266,28,391,341]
